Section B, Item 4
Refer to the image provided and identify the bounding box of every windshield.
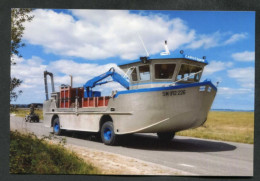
[139,65,151,81]
[177,64,202,82]
[155,64,176,79]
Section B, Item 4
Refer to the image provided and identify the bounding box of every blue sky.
[11,10,255,110]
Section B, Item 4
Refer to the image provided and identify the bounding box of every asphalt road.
[10,115,253,176]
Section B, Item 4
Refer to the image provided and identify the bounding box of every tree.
[10,8,34,102]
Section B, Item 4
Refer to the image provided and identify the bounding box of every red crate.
[60,86,84,108]
[82,97,96,107]
[60,86,71,108]
[82,96,110,108]
[97,96,110,107]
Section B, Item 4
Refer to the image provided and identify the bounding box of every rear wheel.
[36,116,39,122]
[101,121,117,146]
[53,118,62,135]
[157,132,175,142]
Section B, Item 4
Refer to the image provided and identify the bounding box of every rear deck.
[58,85,110,109]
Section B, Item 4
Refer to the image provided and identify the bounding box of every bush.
[10,131,99,174]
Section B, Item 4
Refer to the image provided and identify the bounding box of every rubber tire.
[101,121,117,146]
[157,132,175,142]
[35,115,39,123]
[25,115,28,122]
[53,118,62,135]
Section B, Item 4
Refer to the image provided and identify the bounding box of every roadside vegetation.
[10,131,99,174]
[11,108,43,120]
[176,111,254,144]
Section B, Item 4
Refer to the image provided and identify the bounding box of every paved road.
[10,116,253,176]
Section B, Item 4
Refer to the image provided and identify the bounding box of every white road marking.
[179,163,195,168]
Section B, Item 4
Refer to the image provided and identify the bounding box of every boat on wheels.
[43,42,217,145]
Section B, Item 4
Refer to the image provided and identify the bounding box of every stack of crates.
[60,85,84,108]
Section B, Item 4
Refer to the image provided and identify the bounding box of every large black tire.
[53,118,62,135]
[32,115,39,122]
[157,132,175,142]
[101,121,118,146]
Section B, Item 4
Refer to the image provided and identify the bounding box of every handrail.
[169,70,202,86]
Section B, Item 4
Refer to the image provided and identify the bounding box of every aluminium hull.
[109,81,217,134]
[43,81,217,135]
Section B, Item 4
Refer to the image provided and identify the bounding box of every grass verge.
[10,131,99,174]
[11,108,43,120]
[176,111,254,144]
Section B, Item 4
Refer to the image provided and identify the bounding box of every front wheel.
[157,132,175,142]
[101,121,118,146]
[25,115,29,122]
[53,118,62,135]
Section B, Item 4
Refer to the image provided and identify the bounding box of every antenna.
[160,40,170,55]
[137,33,149,57]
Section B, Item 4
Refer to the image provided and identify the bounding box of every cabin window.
[155,64,176,79]
[139,65,151,81]
[177,64,202,82]
[131,68,138,81]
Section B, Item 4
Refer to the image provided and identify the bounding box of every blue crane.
[83,67,129,98]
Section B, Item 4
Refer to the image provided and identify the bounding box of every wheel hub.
[104,128,112,141]
[54,123,59,133]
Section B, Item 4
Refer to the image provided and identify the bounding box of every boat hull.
[109,81,217,134]
[43,81,217,135]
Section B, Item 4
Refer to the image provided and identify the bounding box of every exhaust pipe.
[44,71,55,100]
[69,75,73,87]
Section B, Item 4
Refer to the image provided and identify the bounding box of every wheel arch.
[51,114,59,127]
[99,114,113,132]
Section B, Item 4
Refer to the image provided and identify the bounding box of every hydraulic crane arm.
[83,67,129,97]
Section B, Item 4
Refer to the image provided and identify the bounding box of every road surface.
[10,115,253,176]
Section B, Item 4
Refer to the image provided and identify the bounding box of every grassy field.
[10,131,99,174]
[11,108,43,120]
[176,111,254,144]
[11,109,254,144]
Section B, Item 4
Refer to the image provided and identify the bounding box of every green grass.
[10,131,99,174]
[176,111,254,144]
[11,108,43,120]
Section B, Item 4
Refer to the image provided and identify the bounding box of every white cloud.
[11,56,47,87]
[187,32,247,49]
[231,51,255,61]
[11,56,48,103]
[218,87,253,95]
[11,56,127,103]
[228,67,255,88]
[11,54,24,64]
[223,33,247,45]
[49,60,116,77]
[186,32,221,49]
[23,9,196,60]
[203,60,233,75]
[23,10,249,59]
